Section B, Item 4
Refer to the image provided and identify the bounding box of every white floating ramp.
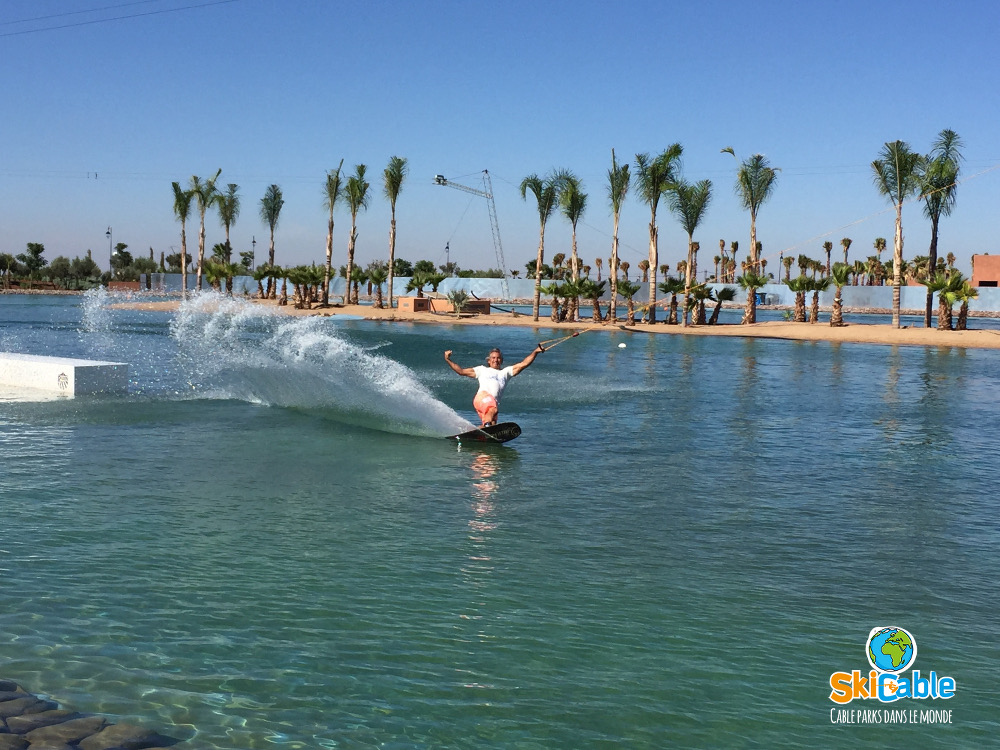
[0,353,129,398]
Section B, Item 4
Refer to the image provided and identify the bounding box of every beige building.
[971,254,1000,287]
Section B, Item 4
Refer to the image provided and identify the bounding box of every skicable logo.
[829,627,956,706]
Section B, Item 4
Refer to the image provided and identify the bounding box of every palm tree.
[540,282,563,322]
[252,263,270,299]
[558,173,587,319]
[729,241,738,282]
[216,184,240,263]
[722,148,778,325]
[841,237,852,267]
[736,271,769,324]
[368,265,388,309]
[669,178,712,326]
[829,263,851,327]
[786,275,809,322]
[634,145,683,323]
[259,184,284,299]
[617,279,642,326]
[215,184,240,294]
[920,272,950,331]
[955,279,977,330]
[322,160,344,306]
[383,155,408,310]
[189,169,222,291]
[690,282,711,325]
[810,277,830,323]
[782,255,794,282]
[595,257,603,282]
[344,164,371,304]
[578,278,606,322]
[520,170,567,321]
[823,241,833,275]
[658,276,685,324]
[920,129,963,328]
[171,181,194,299]
[406,270,432,298]
[607,149,630,323]
[874,236,887,264]
[708,286,736,324]
[872,140,924,327]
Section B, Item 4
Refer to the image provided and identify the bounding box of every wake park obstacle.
[0,353,129,398]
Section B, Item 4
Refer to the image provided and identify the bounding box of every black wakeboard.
[446,422,521,444]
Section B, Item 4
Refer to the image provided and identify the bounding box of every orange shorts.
[473,391,498,421]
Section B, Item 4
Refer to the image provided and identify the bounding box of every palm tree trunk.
[891,204,903,328]
[647,216,658,324]
[669,295,678,325]
[267,226,277,299]
[196,210,207,291]
[571,226,580,321]
[831,289,844,326]
[592,297,603,322]
[709,299,723,325]
[794,292,806,322]
[388,212,397,309]
[626,299,636,326]
[532,224,545,321]
[925,215,940,328]
[323,213,334,306]
[609,215,620,322]
[683,237,694,327]
[742,287,757,324]
[346,223,357,305]
[958,301,969,330]
[180,222,188,300]
[810,292,819,323]
[937,295,950,331]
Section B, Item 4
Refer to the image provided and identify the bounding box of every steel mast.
[433,170,510,301]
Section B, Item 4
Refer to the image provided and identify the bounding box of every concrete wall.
[140,274,1000,313]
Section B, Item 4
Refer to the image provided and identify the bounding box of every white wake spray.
[168,294,472,436]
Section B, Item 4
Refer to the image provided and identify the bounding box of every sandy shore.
[111,297,1000,351]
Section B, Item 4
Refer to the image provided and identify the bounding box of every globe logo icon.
[866,627,916,673]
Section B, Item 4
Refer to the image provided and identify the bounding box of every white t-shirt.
[473,365,515,401]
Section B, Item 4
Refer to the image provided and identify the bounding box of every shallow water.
[1,293,998,749]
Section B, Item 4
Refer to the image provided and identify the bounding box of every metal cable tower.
[433,170,510,300]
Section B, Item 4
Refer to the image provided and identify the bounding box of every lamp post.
[106,227,112,278]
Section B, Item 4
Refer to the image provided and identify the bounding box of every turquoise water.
[1,292,998,749]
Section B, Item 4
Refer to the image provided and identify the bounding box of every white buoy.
[618,342,627,349]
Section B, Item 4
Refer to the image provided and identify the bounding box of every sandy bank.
[116,298,1000,350]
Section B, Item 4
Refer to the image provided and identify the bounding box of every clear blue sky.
[4,0,999,277]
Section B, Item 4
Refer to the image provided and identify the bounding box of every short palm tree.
[171,181,194,299]
[634,145,682,323]
[322,160,344,306]
[955,279,977,331]
[252,263,271,299]
[736,271,769,324]
[872,140,924,327]
[657,276,685,324]
[786,275,809,322]
[810,277,830,323]
[521,170,567,321]
[920,129,963,327]
[260,184,284,299]
[368,265,388,309]
[383,155,408,309]
[189,169,222,291]
[446,288,469,316]
[540,282,563,322]
[607,149,630,323]
[406,270,432,298]
[841,237,852,267]
[689,282,712,325]
[708,286,736,325]
[829,263,852,327]
[617,279,642,326]
[669,178,712,326]
[578,278,606,322]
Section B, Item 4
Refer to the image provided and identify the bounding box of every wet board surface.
[446,422,521,444]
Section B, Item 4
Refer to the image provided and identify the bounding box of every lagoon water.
[1,292,998,749]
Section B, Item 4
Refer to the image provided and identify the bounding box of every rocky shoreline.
[0,679,181,750]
